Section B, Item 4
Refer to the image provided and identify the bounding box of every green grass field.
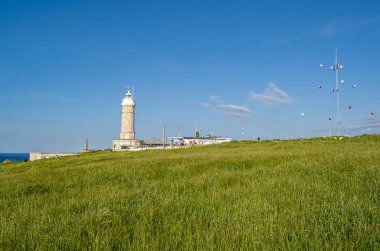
[1,135,379,250]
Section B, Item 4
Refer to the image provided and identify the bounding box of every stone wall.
[112,139,140,151]
[30,152,77,161]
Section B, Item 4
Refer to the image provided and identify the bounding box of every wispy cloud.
[216,104,252,113]
[273,15,380,44]
[249,82,292,105]
[198,102,211,108]
[216,104,252,119]
[345,16,380,29]
[315,16,380,36]
[0,94,75,103]
[209,95,220,101]
[318,21,338,36]
[314,118,380,135]
[344,118,380,133]
[222,111,252,119]
[199,96,252,119]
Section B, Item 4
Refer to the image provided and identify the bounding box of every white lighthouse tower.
[112,90,140,150]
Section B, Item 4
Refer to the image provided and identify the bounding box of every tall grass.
[0,135,379,250]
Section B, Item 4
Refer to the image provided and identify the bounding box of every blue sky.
[1,0,380,152]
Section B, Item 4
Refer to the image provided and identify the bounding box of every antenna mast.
[335,49,341,135]
[330,48,342,136]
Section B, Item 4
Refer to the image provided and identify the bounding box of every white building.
[168,136,232,146]
[30,152,77,161]
[112,90,140,150]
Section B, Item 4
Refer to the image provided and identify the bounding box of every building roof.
[142,137,163,145]
[170,136,230,140]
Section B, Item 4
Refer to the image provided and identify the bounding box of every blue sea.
[0,153,30,162]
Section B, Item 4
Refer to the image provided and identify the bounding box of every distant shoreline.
[0,153,30,162]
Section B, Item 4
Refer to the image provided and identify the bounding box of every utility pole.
[84,137,88,151]
[328,117,332,138]
[162,125,166,149]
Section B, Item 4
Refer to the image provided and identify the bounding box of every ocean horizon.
[0,153,30,162]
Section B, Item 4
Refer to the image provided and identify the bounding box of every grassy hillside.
[1,135,379,250]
